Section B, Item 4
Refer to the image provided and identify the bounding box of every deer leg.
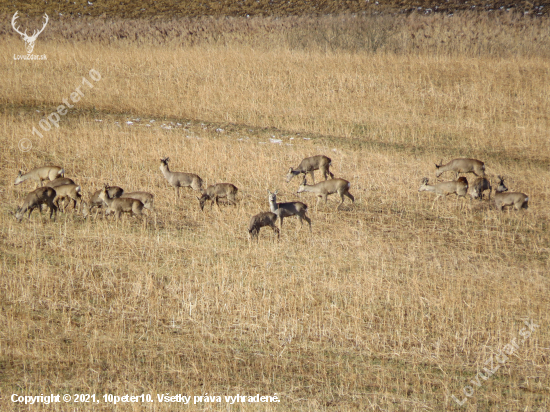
[271,224,280,239]
[303,213,312,231]
[431,195,441,210]
[49,201,57,220]
[310,171,315,184]
[315,196,322,211]
[337,193,345,211]
[344,191,355,203]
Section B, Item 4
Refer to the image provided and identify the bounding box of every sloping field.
[1,12,549,412]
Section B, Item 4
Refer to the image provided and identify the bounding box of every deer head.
[12,12,49,54]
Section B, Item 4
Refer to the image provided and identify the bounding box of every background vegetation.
[0,0,549,17]
[1,9,549,412]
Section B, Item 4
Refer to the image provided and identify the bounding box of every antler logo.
[11,11,49,54]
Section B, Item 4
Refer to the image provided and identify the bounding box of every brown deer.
[98,186,144,220]
[198,183,238,211]
[268,190,311,231]
[435,158,485,179]
[85,186,124,217]
[418,177,469,209]
[470,177,492,200]
[120,191,154,210]
[14,166,64,188]
[494,176,528,211]
[297,178,354,211]
[53,184,84,213]
[15,187,57,222]
[44,177,76,188]
[160,157,202,201]
[286,155,334,184]
[248,212,280,241]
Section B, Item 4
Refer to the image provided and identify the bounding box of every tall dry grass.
[0,13,549,411]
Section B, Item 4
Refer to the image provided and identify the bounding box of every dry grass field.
[1,12,549,411]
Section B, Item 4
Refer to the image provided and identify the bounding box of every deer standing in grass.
[15,187,57,222]
[98,186,144,220]
[470,177,492,200]
[14,166,64,188]
[268,190,311,231]
[248,212,280,241]
[435,158,485,179]
[85,186,124,217]
[418,177,469,209]
[160,157,202,201]
[286,155,334,184]
[494,176,529,211]
[53,184,85,213]
[198,183,238,211]
[120,191,154,210]
[297,178,354,211]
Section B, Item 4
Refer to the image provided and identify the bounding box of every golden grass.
[1,13,549,411]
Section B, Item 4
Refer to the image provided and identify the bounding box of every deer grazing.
[11,12,49,54]
[198,183,238,211]
[15,187,57,222]
[160,157,203,201]
[86,186,124,217]
[470,177,492,200]
[14,166,64,188]
[268,190,311,231]
[53,184,84,213]
[418,177,469,209]
[297,178,354,211]
[98,186,144,220]
[494,176,528,211]
[120,192,154,210]
[286,155,334,184]
[248,212,280,241]
[435,158,485,179]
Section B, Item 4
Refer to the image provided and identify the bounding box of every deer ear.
[274,190,279,195]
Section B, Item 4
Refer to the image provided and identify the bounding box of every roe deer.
[86,186,124,217]
[435,158,485,179]
[160,157,203,201]
[53,184,84,212]
[15,187,57,222]
[418,177,469,209]
[297,178,354,211]
[286,155,334,184]
[470,177,492,200]
[198,183,238,211]
[494,176,528,211]
[248,212,280,241]
[120,191,154,210]
[44,177,75,188]
[14,166,64,188]
[99,186,144,220]
[268,190,311,231]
